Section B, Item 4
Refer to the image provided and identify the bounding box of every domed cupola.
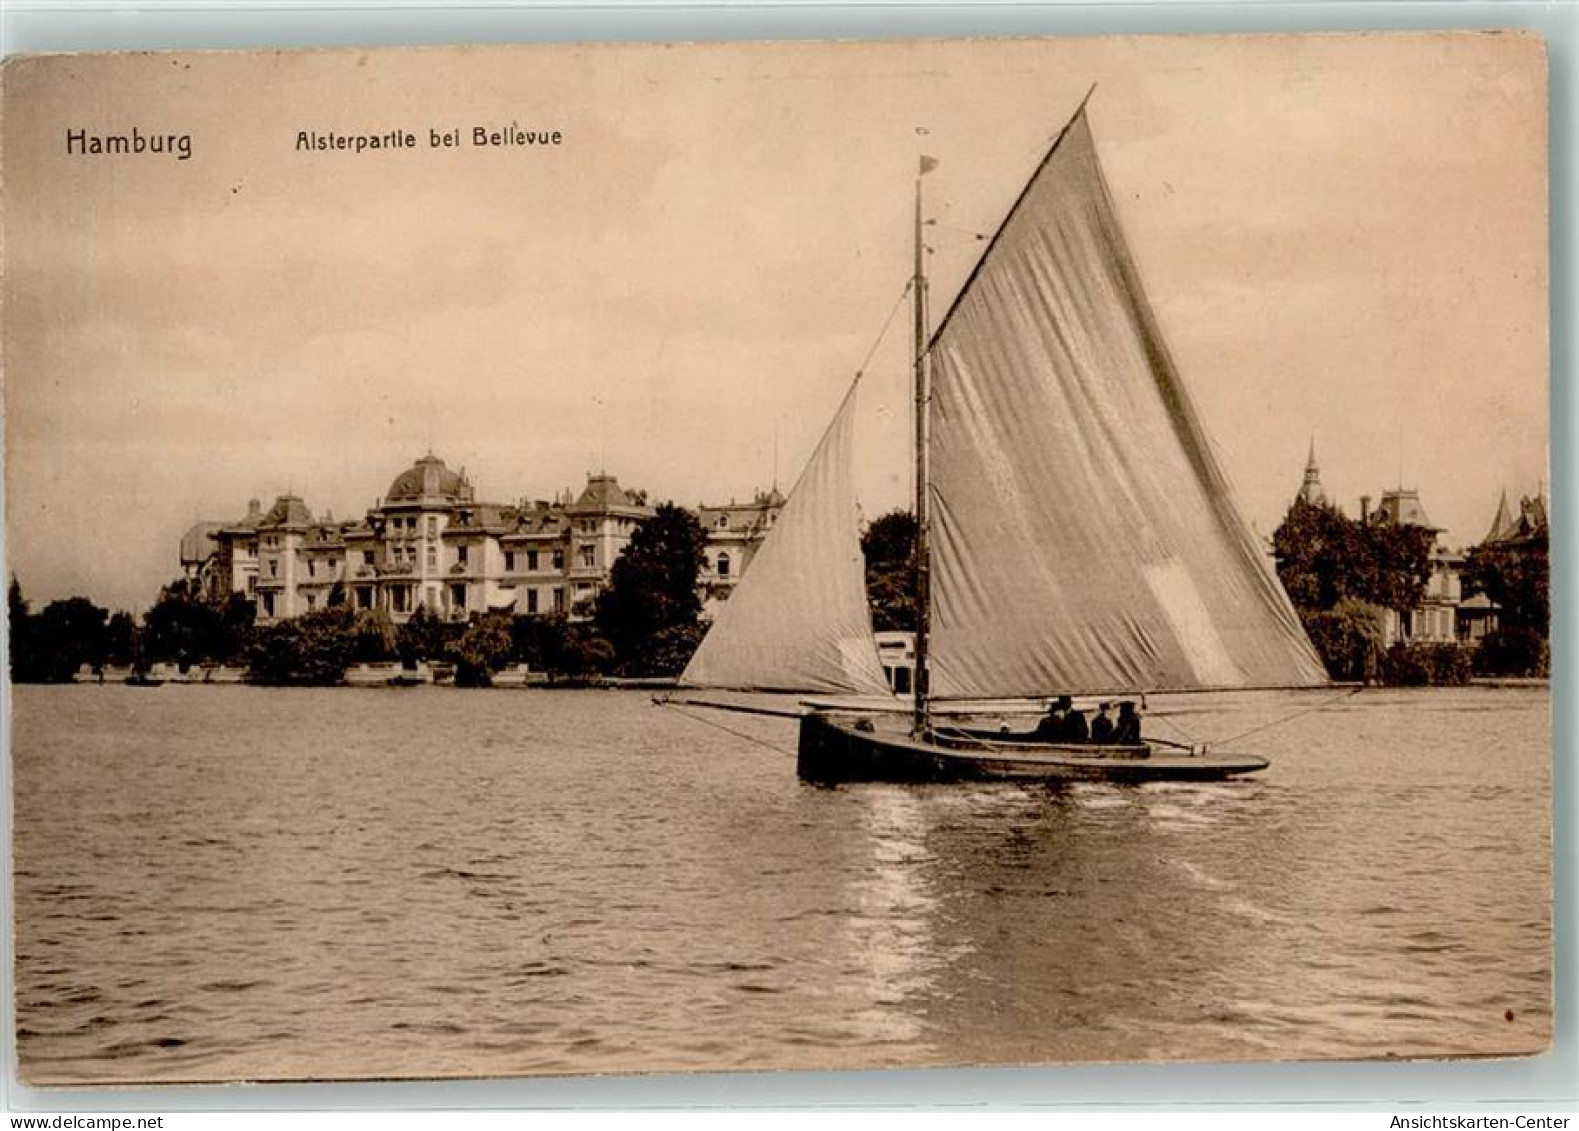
[385,453,474,506]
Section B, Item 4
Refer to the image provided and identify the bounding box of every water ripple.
[11,684,1551,1082]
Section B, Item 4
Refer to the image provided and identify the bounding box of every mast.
[912,167,932,735]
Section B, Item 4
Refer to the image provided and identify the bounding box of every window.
[528,550,540,571]
[262,592,276,617]
[307,560,315,578]
[717,552,731,578]
[427,516,438,537]
[268,560,278,578]
[357,588,372,610]
[247,576,257,595]
[306,593,317,610]
[717,515,729,529]
[580,546,595,568]
[527,588,539,614]
[451,584,466,611]
[506,551,516,572]
[458,545,469,566]
[363,550,375,566]
[393,587,409,614]
[426,546,437,569]
[553,551,565,570]
[552,587,566,612]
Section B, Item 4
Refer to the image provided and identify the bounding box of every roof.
[1522,494,1549,537]
[258,495,314,530]
[497,500,572,538]
[696,488,785,533]
[1372,488,1438,532]
[221,499,266,535]
[567,474,638,514]
[1484,490,1516,543]
[303,522,352,548]
[385,453,474,505]
[1296,440,1326,506]
[447,503,519,534]
[1484,491,1549,546]
[562,474,653,519]
[179,522,225,564]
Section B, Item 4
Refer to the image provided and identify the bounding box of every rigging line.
[657,700,799,759]
[854,278,915,380]
[1214,685,1366,749]
[1145,708,1200,747]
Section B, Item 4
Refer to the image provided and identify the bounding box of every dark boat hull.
[797,711,1268,785]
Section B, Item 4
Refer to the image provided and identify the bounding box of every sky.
[3,33,1549,613]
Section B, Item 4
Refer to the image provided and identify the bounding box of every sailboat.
[676,93,1328,784]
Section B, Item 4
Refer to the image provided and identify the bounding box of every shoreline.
[66,666,681,690]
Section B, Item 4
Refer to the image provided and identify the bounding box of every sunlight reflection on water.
[11,684,1551,1082]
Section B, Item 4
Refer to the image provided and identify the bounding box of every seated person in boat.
[1112,701,1142,745]
[1060,702,1090,743]
[1089,702,1117,744]
[1034,696,1072,740]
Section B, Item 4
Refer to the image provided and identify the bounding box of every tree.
[246,608,356,686]
[862,510,918,632]
[104,611,139,668]
[560,631,615,680]
[25,596,111,682]
[594,503,706,674]
[1462,540,1549,633]
[1361,519,1435,617]
[396,604,453,664]
[215,593,257,661]
[1301,598,1386,682]
[345,609,397,663]
[1272,499,1363,611]
[1271,499,1432,617]
[142,579,218,667]
[449,611,514,687]
[140,579,256,668]
[630,621,705,678]
[8,579,36,682]
[1473,626,1548,677]
[512,613,614,682]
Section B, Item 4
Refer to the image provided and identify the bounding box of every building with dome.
[183,454,785,626]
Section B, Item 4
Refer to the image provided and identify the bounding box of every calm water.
[10,684,1551,1084]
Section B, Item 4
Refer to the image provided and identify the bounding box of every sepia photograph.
[2,31,1552,1086]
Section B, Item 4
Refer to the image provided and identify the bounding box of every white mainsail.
[679,382,891,695]
[925,104,1327,699]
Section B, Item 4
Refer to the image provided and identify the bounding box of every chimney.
[1360,495,1371,522]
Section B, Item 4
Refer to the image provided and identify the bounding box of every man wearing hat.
[1060,699,1090,744]
[1089,702,1116,744]
[1035,695,1072,741]
[1113,701,1143,745]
